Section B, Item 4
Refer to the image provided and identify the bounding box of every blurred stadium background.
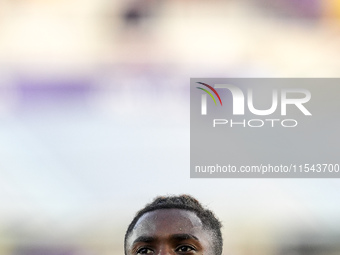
[1,0,340,254]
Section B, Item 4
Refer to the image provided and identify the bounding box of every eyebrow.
[132,234,199,245]
[170,234,199,241]
[133,236,156,244]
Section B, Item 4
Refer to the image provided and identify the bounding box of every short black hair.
[124,194,223,255]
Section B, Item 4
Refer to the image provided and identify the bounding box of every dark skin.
[126,209,215,255]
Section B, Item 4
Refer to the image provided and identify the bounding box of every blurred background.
[1,0,340,254]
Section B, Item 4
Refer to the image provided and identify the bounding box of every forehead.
[126,209,214,247]
[133,209,204,235]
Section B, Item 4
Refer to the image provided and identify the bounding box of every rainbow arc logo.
[196,82,223,106]
[196,82,222,115]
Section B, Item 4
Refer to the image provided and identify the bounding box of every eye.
[175,245,195,253]
[137,248,154,254]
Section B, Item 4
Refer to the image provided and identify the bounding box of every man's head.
[124,195,223,255]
